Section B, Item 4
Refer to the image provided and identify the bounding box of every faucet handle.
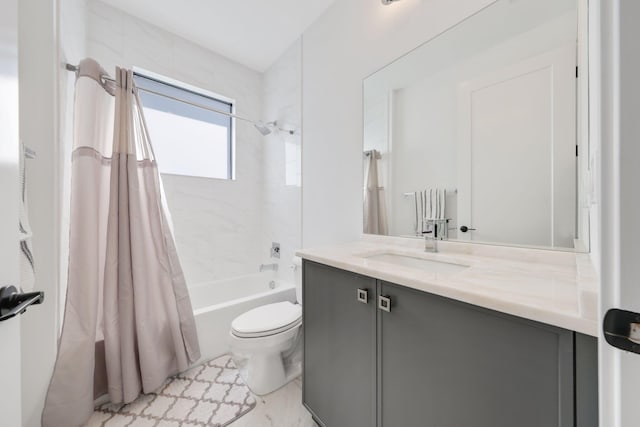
[422,218,450,240]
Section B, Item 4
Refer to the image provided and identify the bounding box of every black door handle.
[0,286,44,322]
[460,225,476,233]
[603,308,640,354]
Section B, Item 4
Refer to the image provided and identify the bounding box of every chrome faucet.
[259,263,279,272]
[423,230,438,253]
[422,219,449,253]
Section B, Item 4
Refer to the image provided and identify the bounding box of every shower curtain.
[363,150,388,235]
[42,59,200,427]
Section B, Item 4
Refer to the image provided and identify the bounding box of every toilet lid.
[231,301,302,337]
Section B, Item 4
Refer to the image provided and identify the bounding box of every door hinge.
[576,66,579,78]
[576,145,579,157]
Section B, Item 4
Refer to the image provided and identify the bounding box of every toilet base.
[230,326,302,395]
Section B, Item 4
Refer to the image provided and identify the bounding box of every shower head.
[254,120,297,136]
[254,122,272,136]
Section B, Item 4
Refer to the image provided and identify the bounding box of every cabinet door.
[378,281,574,427]
[575,333,598,427]
[303,261,376,427]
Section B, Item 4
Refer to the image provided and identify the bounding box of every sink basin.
[364,253,469,275]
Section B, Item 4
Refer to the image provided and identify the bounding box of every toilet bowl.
[229,257,303,395]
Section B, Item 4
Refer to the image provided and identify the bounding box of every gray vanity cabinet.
[379,281,574,427]
[302,261,598,427]
[302,261,377,427]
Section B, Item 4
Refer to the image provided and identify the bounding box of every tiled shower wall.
[261,39,302,284]
[84,0,301,285]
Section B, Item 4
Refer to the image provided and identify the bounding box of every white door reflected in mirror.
[457,44,576,248]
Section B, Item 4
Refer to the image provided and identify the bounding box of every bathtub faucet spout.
[259,263,278,272]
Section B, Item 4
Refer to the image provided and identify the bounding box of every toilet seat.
[231,301,302,338]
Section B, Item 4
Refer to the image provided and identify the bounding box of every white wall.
[261,39,303,283]
[301,0,498,248]
[86,0,266,284]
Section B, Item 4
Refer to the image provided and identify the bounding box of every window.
[134,72,234,180]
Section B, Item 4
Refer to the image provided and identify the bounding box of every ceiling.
[99,0,339,72]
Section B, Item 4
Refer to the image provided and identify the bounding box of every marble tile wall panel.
[261,39,303,285]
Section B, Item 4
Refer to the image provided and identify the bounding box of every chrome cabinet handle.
[357,288,368,304]
[378,295,391,312]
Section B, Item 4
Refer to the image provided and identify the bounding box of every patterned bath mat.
[86,355,257,427]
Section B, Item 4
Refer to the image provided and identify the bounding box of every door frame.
[596,0,640,426]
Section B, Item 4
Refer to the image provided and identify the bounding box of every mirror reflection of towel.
[415,188,447,234]
[364,150,388,235]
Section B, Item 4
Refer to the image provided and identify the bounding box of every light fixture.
[381,0,400,4]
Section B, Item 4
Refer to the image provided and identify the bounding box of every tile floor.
[85,355,257,427]
[228,377,317,427]
[86,372,316,427]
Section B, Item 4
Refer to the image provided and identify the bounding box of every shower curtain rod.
[65,63,266,130]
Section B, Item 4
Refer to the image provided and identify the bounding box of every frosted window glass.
[143,109,229,178]
[134,73,233,179]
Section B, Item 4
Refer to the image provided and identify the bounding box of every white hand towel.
[422,187,447,220]
[425,188,438,220]
[414,191,421,234]
[419,190,423,228]
[424,189,430,221]
[436,188,445,219]
[441,189,447,220]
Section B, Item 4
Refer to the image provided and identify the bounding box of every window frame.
[133,68,236,180]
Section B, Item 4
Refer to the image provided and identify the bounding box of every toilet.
[229,257,303,395]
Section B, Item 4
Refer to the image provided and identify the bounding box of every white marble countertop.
[296,236,599,337]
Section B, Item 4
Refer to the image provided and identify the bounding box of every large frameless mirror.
[363,0,590,251]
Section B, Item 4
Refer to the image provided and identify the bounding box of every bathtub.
[189,272,296,363]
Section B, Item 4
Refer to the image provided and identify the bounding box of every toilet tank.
[293,256,302,304]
